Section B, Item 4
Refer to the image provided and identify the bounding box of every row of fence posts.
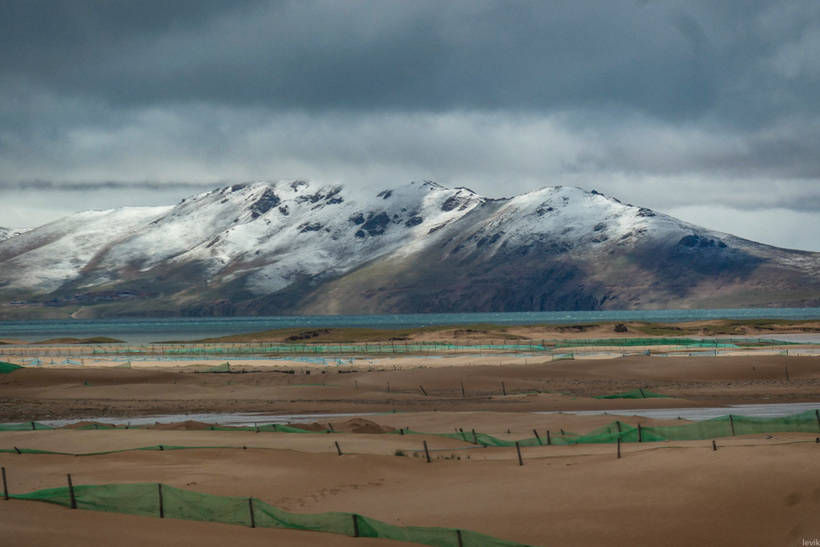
[408,411,820,465]
[1,467,472,544]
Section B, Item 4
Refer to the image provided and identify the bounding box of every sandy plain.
[1,332,820,546]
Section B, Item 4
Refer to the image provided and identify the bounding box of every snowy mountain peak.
[1,180,817,317]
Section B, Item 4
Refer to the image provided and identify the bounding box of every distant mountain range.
[1,180,818,318]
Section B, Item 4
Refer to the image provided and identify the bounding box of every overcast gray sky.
[1,0,818,250]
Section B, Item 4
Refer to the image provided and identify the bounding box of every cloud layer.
[1,1,818,250]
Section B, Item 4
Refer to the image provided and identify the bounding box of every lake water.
[1,308,819,344]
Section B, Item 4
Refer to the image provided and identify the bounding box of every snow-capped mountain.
[0,180,818,318]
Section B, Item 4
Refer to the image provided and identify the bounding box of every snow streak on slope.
[0,207,170,291]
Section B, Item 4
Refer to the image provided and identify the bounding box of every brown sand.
[0,498,414,546]
[1,352,819,545]
[1,354,818,421]
[1,430,818,546]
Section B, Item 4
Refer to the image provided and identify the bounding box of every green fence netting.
[0,421,55,431]
[9,482,531,547]
[0,361,22,374]
[3,410,818,453]
[419,409,820,447]
[595,389,670,399]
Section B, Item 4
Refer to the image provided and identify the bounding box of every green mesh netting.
[0,421,55,431]
[0,361,22,373]
[595,389,671,399]
[412,409,820,446]
[10,482,531,547]
[203,362,231,373]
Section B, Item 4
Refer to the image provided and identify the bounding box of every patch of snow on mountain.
[0,207,170,291]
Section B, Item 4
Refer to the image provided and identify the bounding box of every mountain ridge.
[1,180,818,318]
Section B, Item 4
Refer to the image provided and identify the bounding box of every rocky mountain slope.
[1,180,818,318]
[0,227,30,242]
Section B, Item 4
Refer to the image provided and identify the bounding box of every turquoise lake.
[1,308,819,344]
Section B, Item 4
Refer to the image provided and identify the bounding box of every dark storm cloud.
[1,0,816,124]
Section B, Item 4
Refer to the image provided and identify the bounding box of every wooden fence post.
[2,467,8,500]
[617,437,621,459]
[712,440,717,451]
[423,441,431,463]
[352,513,360,537]
[248,498,256,528]
[67,474,76,509]
[638,424,643,443]
[419,385,428,396]
[501,382,506,396]
[532,429,542,445]
[515,442,523,466]
[460,381,465,398]
[335,441,343,456]
[456,529,464,547]
[158,483,164,518]
[729,415,735,436]
[546,430,551,446]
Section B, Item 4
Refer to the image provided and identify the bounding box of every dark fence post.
[67,474,76,509]
[638,424,643,443]
[30,421,35,431]
[546,430,551,446]
[616,421,621,433]
[248,498,256,528]
[418,385,428,396]
[712,440,717,451]
[2,467,8,500]
[328,422,335,433]
[158,483,164,518]
[352,513,360,537]
[460,381,465,398]
[423,441,431,463]
[729,415,735,436]
[501,382,506,396]
[515,441,523,466]
[472,429,478,444]
[456,529,464,547]
[617,437,621,459]
[533,429,542,445]
[335,441,343,456]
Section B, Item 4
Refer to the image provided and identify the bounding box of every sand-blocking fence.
[0,475,531,547]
